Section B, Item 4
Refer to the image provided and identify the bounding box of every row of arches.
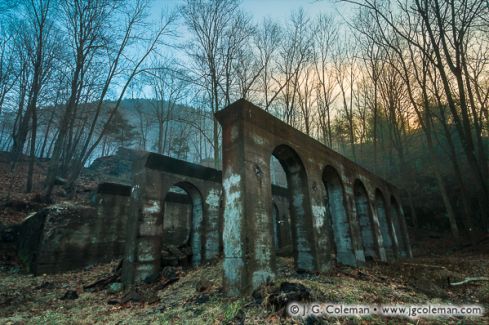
[270,144,410,268]
[127,144,409,286]
[215,98,411,296]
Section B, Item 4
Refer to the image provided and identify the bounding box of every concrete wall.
[216,99,412,296]
[17,183,130,275]
[162,192,192,247]
[122,153,223,286]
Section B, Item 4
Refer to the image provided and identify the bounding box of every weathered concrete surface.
[162,191,192,247]
[15,148,296,279]
[17,193,129,275]
[272,192,293,256]
[216,99,412,296]
[122,153,223,286]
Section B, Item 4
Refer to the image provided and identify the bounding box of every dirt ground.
[0,243,488,325]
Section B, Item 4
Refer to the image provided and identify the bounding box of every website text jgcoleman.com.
[287,303,485,319]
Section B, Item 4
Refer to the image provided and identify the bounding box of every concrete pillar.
[122,158,167,287]
[285,161,317,273]
[324,167,357,267]
[189,189,204,266]
[343,183,366,266]
[216,109,275,296]
[384,196,401,259]
[308,176,333,272]
[398,203,413,258]
[216,102,319,296]
[204,188,221,261]
[367,191,387,262]
[374,191,395,261]
[390,197,412,258]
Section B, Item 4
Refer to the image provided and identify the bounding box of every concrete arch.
[374,189,394,259]
[164,181,205,266]
[271,144,317,272]
[390,196,409,257]
[323,165,356,266]
[162,185,192,247]
[215,99,411,296]
[354,180,378,260]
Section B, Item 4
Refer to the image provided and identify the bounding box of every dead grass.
[0,251,488,325]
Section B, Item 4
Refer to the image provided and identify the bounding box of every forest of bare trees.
[0,0,487,241]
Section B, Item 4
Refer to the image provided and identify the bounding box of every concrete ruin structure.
[120,152,293,286]
[17,183,131,275]
[15,99,411,298]
[215,99,412,296]
[121,153,223,285]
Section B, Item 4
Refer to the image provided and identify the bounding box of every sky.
[150,0,352,24]
[137,0,356,99]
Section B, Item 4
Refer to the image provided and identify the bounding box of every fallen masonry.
[16,99,411,297]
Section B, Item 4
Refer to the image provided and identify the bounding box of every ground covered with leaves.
[0,242,488,325]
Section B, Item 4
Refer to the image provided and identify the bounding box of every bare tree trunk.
[26,106,37,192]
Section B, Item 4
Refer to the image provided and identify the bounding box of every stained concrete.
[16,100,411,296]
[122,153,223,286]
[216,99,412,296]
[354,180,378,260]
[18,196,128,275]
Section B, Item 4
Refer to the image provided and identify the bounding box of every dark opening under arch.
[163,182,204,266]
[271,144,316,271]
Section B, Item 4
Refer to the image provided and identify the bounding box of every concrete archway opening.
[163,182,204,266]
[374,190,394,259]
[270,155,292,256]
[354,180,378,260]
[323,166,356,266]
[271,145,316,272]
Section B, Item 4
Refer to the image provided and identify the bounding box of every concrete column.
[204,188,221,261]
[308,176,333,272]
[389,197,412,258]
[374,191,395,261]
[217,110,276,296]
[189,190,204,266]
[367,192,387,262]
[222,155,276,295]
[384,196,400,259]
[122,157,167,287]
[343,182,366,266]
[398,204,413,258]
[285,165,317,273]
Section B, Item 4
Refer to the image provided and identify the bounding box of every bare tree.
[146,58,189,155]
[312,14,339,147]
[0,25,17,117]
[342,0,489,232]
[44,0,177,198]
[275,9,313,126]
[254,19,282,111]
[7,0,59,192]
[182,0,242,168]
[333,37,358,161]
